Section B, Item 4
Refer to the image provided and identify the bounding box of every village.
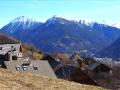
[0,34,119,90]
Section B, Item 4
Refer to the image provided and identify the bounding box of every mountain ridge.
[1,16,120,57]
[95,37,120,59]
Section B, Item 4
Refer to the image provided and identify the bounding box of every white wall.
[0,43,21,55]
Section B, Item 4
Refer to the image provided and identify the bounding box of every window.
[33,66,38,70]
[11,46,14,49]
[0,47,2,50]
[12,56,17,60]
[22,66,27,71]
[16,67,20,71]
[13,48,16,51]
[22,63,29,66]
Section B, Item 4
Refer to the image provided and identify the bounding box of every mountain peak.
[17,16,26,19]
[11,16,39,24]
[79,19,93,26]
[46,16,94,26]
[0,16,43,32]
[13,16,29,22]
[47,16,68,22]
[45,16,73,26]
[49,16,66,20]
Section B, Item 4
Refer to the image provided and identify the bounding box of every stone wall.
[0,44,21,55]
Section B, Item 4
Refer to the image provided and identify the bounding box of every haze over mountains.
[1,16,120,58]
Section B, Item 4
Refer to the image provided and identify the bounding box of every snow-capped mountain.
[1,16,120,57]
[46,16,69,24]
[1,16,43,33]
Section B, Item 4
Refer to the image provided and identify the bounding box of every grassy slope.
[21,44,43,60]
[0,69,106,90]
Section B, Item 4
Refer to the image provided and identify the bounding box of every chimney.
[19,45,22,53]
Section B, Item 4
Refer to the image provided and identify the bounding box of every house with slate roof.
[0,34,56,78]
[0,34,22,67]
[85,62,112,80]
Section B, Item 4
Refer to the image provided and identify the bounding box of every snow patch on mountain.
[11,16,40,24]
[45,16,71,26]
[112,22,120,29]
[79,19,93,26]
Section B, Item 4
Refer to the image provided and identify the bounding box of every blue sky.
[0,0,120,28]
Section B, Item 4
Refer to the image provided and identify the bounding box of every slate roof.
[70,67,98,85]
[4,60,57,78]
[0,34,19,44]
[87,63,100,71]
[41,54,61,69]
[86,62,111,72]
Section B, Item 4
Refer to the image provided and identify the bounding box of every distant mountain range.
[1,16,120,57]
[95,37,120,59]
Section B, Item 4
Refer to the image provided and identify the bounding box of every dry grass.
[0,68,106,90]
[22,44,43,60]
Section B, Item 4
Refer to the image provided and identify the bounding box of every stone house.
[85,62,112,80]
[0,34,22,67]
